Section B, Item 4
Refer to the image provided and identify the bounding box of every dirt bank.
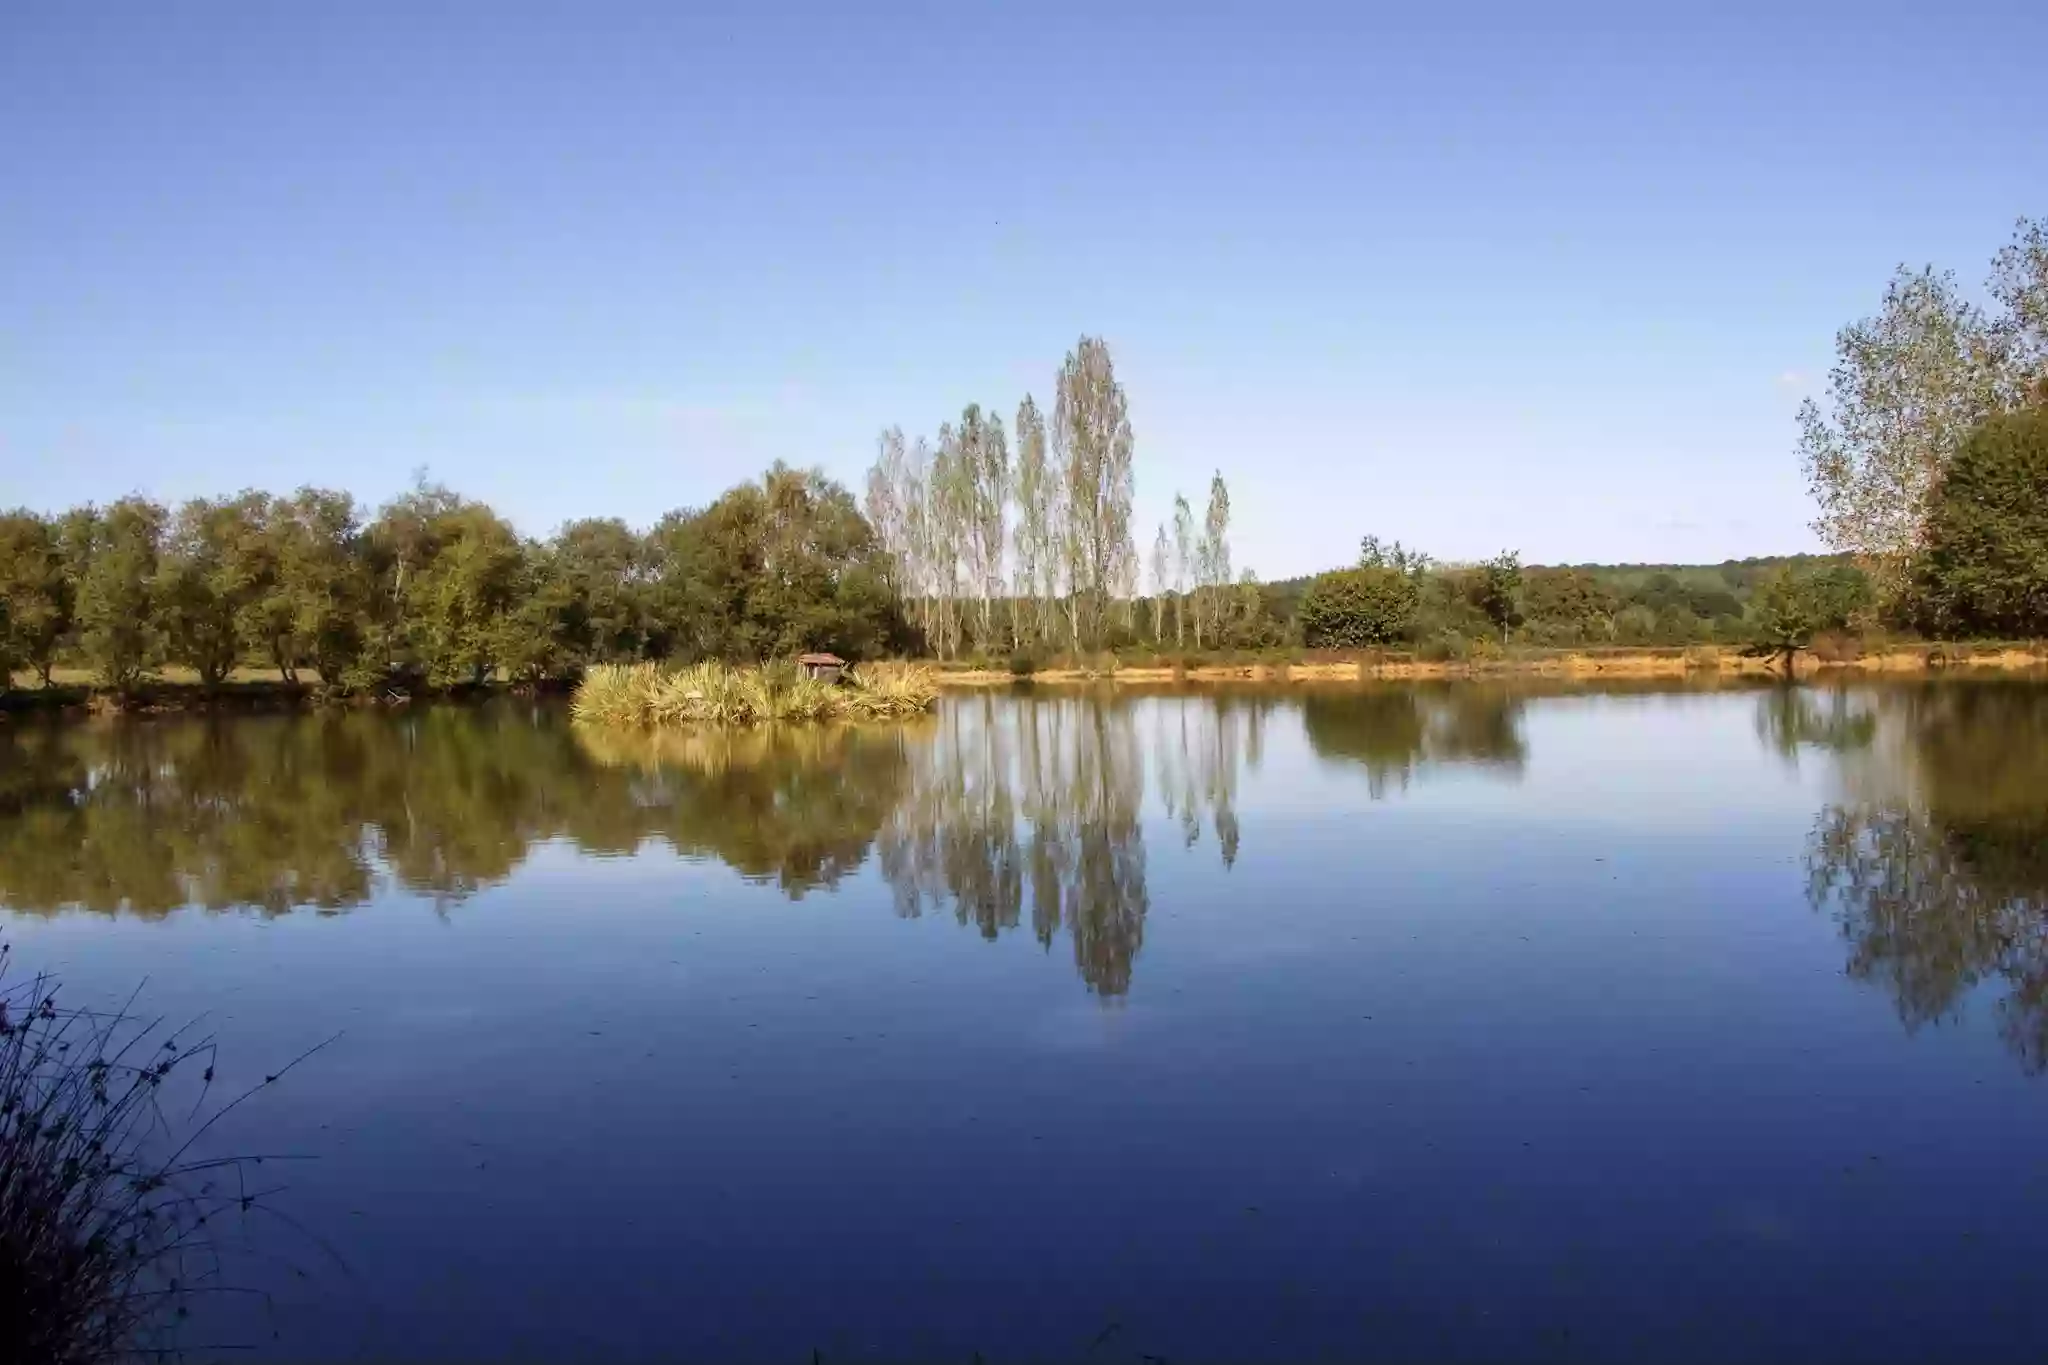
[932,643,2048,686]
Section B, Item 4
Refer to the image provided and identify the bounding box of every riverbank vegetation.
[570,661,936,728]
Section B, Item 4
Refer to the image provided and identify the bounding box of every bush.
[1007,652,1039,678]
[1417,630,1473,663]
[1913,407,2048,638]
[1299,567,1420,648]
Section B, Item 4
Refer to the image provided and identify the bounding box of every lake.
[5,680,2048,1362]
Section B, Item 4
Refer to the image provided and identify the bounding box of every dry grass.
[571,660,938,729]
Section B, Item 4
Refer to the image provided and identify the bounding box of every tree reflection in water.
[1804,683,2048,1072]
[0,706,917,915]
[1301,684,1527,796]
[879,691,1153,996]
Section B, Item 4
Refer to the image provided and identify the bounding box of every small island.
[570,659,937,728]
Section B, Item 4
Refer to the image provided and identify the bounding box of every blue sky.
[4,1,2043,577]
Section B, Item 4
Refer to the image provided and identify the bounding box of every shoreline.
[932,643,2048,686]
[9,643,2046,718]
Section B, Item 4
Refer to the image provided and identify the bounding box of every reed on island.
[570,660,938,728]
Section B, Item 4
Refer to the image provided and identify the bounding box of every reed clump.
[571,660,938,728]
[0,944,318,1363]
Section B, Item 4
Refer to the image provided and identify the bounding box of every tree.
[649,465,899,663]
[498,541,579,685]
[1299,566,1419,647]
[271,488,372,687]
[1148,523,1171,643]
[1911,407,2048,638]
[71,498,168,692]
[364,487,526,687]
[1800,220,2048,601]
[1197,472,1231,648]
[1520,569,1618,645]
[1751,566,1863,673]
[1474,551,1523,642]
[1054,336,1135,649]
[1358,535,1432,576]
[553,517,647,663]
[365,478,466,674]
[0,592,15,687]
[1992,216,2048,395]
[1171,494,1195,648]
[865,428,913,625]
[1011,397,1058,649]
[954,404,1009,652]
[161,493,275,687]
[0,511,72,686]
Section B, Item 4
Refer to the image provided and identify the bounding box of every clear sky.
[5,1,2043,578]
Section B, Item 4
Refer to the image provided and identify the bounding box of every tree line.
[0,464,907,694]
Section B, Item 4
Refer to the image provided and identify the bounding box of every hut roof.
[797,652,846,665]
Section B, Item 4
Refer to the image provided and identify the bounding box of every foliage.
[68,499,168,692]
[160,493,274,687]
[1472,550,1523,641]
[1357,535,1433,576]
[648,464,901,664]
[1910,407,2048,638]
[1799,218,2048,600]
[1751,566,1868,665]
[272,488,373,686]
[552,517,649,664]
[1299,566,1420,647]
[1053,336,1137,650]
[0,512,72,686]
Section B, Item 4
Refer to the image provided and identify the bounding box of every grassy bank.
[928,640,2048,685]
[570,661,938,727]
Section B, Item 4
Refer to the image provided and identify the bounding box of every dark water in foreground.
[5,680,2048,1362]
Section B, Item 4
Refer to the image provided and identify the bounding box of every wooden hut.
[796,652,846,683]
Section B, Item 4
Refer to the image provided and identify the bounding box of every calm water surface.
[5,681,2048,1362]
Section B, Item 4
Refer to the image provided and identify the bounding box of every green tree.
[406,503,529,687]
[498,541,580,685]
[70,499,168,692]
[1521,568,1618,645]
[0,511,72,686]
[1751,566,1864,672]
[161,493,275,686]
[1911,407,2048,638]
[553,517,647,663]
[1299,566,1420,647]
[648,465,898,663]
[271,488,373,687]
[1473,550,1523,642]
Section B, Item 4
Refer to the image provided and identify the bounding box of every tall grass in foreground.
[0,944,321,1363]
[572,661,938,728]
